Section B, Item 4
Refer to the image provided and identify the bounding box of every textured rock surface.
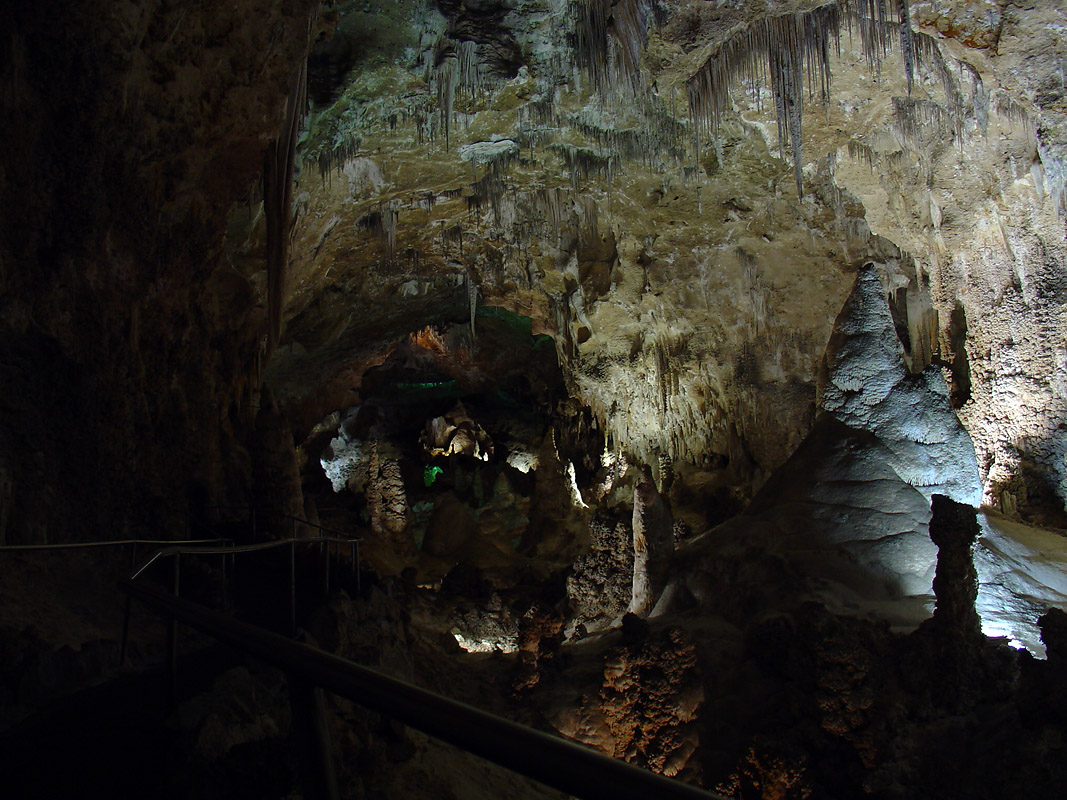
[250,0,1067,534]
[567,512,634,632]
[630,465,675,616]
[927,493,982,638]
[546,623,704,780]
[737,416,938,607]
[4,2,1067,797]
[1,0,324,543]
[819,263,982,507]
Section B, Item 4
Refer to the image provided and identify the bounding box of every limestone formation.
[1039,607,1067,668]
[927,493,982,639]
[567,513,634,633]
[630,465,675,617]
[367,443,413,553]
[420,402,494,462]
[6,1,1067,797]
[596,626,703,778]
[819,263,982,507]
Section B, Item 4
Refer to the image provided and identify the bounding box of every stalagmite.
[367,442,413,554]
[927,494,981,640]
[630,465,674,617]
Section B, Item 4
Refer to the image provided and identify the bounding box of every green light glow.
[424,465,444,487]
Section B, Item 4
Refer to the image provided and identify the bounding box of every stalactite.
[993,91,1032,131]
[609,0,647,90]
[528,96,556,126]
[383,202,397,256]
[655,341,670,414]
[356,201,398,258]
[578,194,599,242]
[444,223,464,258]
[316,134,363,179]
[263,60,308,359]
[963,62,989,134]
[550,143,617,188]
[737,247,766,334]
[437,52,458,151]
[893,96,959,148]
[467,271,478,343]
[687,5,840,198]
[847,139,877,169]
[523,187,570,244]
[431,37,484,152]
[517,97,559,149]
[458,40,482,97]
[575,0,611,92]
[912,31,965,140]
[771,42,804,195]
[898,0,914,95]
[574,0,649,93]
[468,173,506,220]
[686,1,922,198]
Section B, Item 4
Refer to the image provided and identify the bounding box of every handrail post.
[119,593,132,667]
[221,551,229,612]
[322,540,330,597]
[288,675,341,800]
[355,540,361,595]
[167,553,181,706]
[290,540,297,637]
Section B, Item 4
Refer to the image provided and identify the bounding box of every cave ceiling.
[247,0,1067,520]
[0,0,1064,545]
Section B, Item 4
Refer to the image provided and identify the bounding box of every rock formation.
[366,442,412,553]
[630,465,675,617]
[819,263,982,507]
[4,1,1067,798]
[927,493,982,639]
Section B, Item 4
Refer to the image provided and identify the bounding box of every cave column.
[928,493,982,640]
[629,465,674,617]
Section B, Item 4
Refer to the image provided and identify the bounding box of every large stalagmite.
[927,493,982,639]
[818,263,982,506]
[630,466,674,617]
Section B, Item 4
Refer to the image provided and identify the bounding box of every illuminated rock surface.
[3,1,1067,798]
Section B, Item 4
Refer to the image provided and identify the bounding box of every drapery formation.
[263,61,308,360]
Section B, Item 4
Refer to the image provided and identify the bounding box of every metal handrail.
[0,538,233,552]
[130,536,358,580]
[119,578,725,800]
[120,530,363,676]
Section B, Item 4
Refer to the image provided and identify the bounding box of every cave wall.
[272,0,1067,522]
[0,1,320,542]
[1,0,1064,545]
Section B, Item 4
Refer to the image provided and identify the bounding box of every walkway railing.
[124,534,360,650]
[119,522,363,699]
[119,578,726,800]
[15,512,725,799]
[0,537,234,571]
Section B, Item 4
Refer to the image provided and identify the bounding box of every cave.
[3,1,1067,798]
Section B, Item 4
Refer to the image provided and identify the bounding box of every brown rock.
[422,492,476,558]
[927,494,982,640]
